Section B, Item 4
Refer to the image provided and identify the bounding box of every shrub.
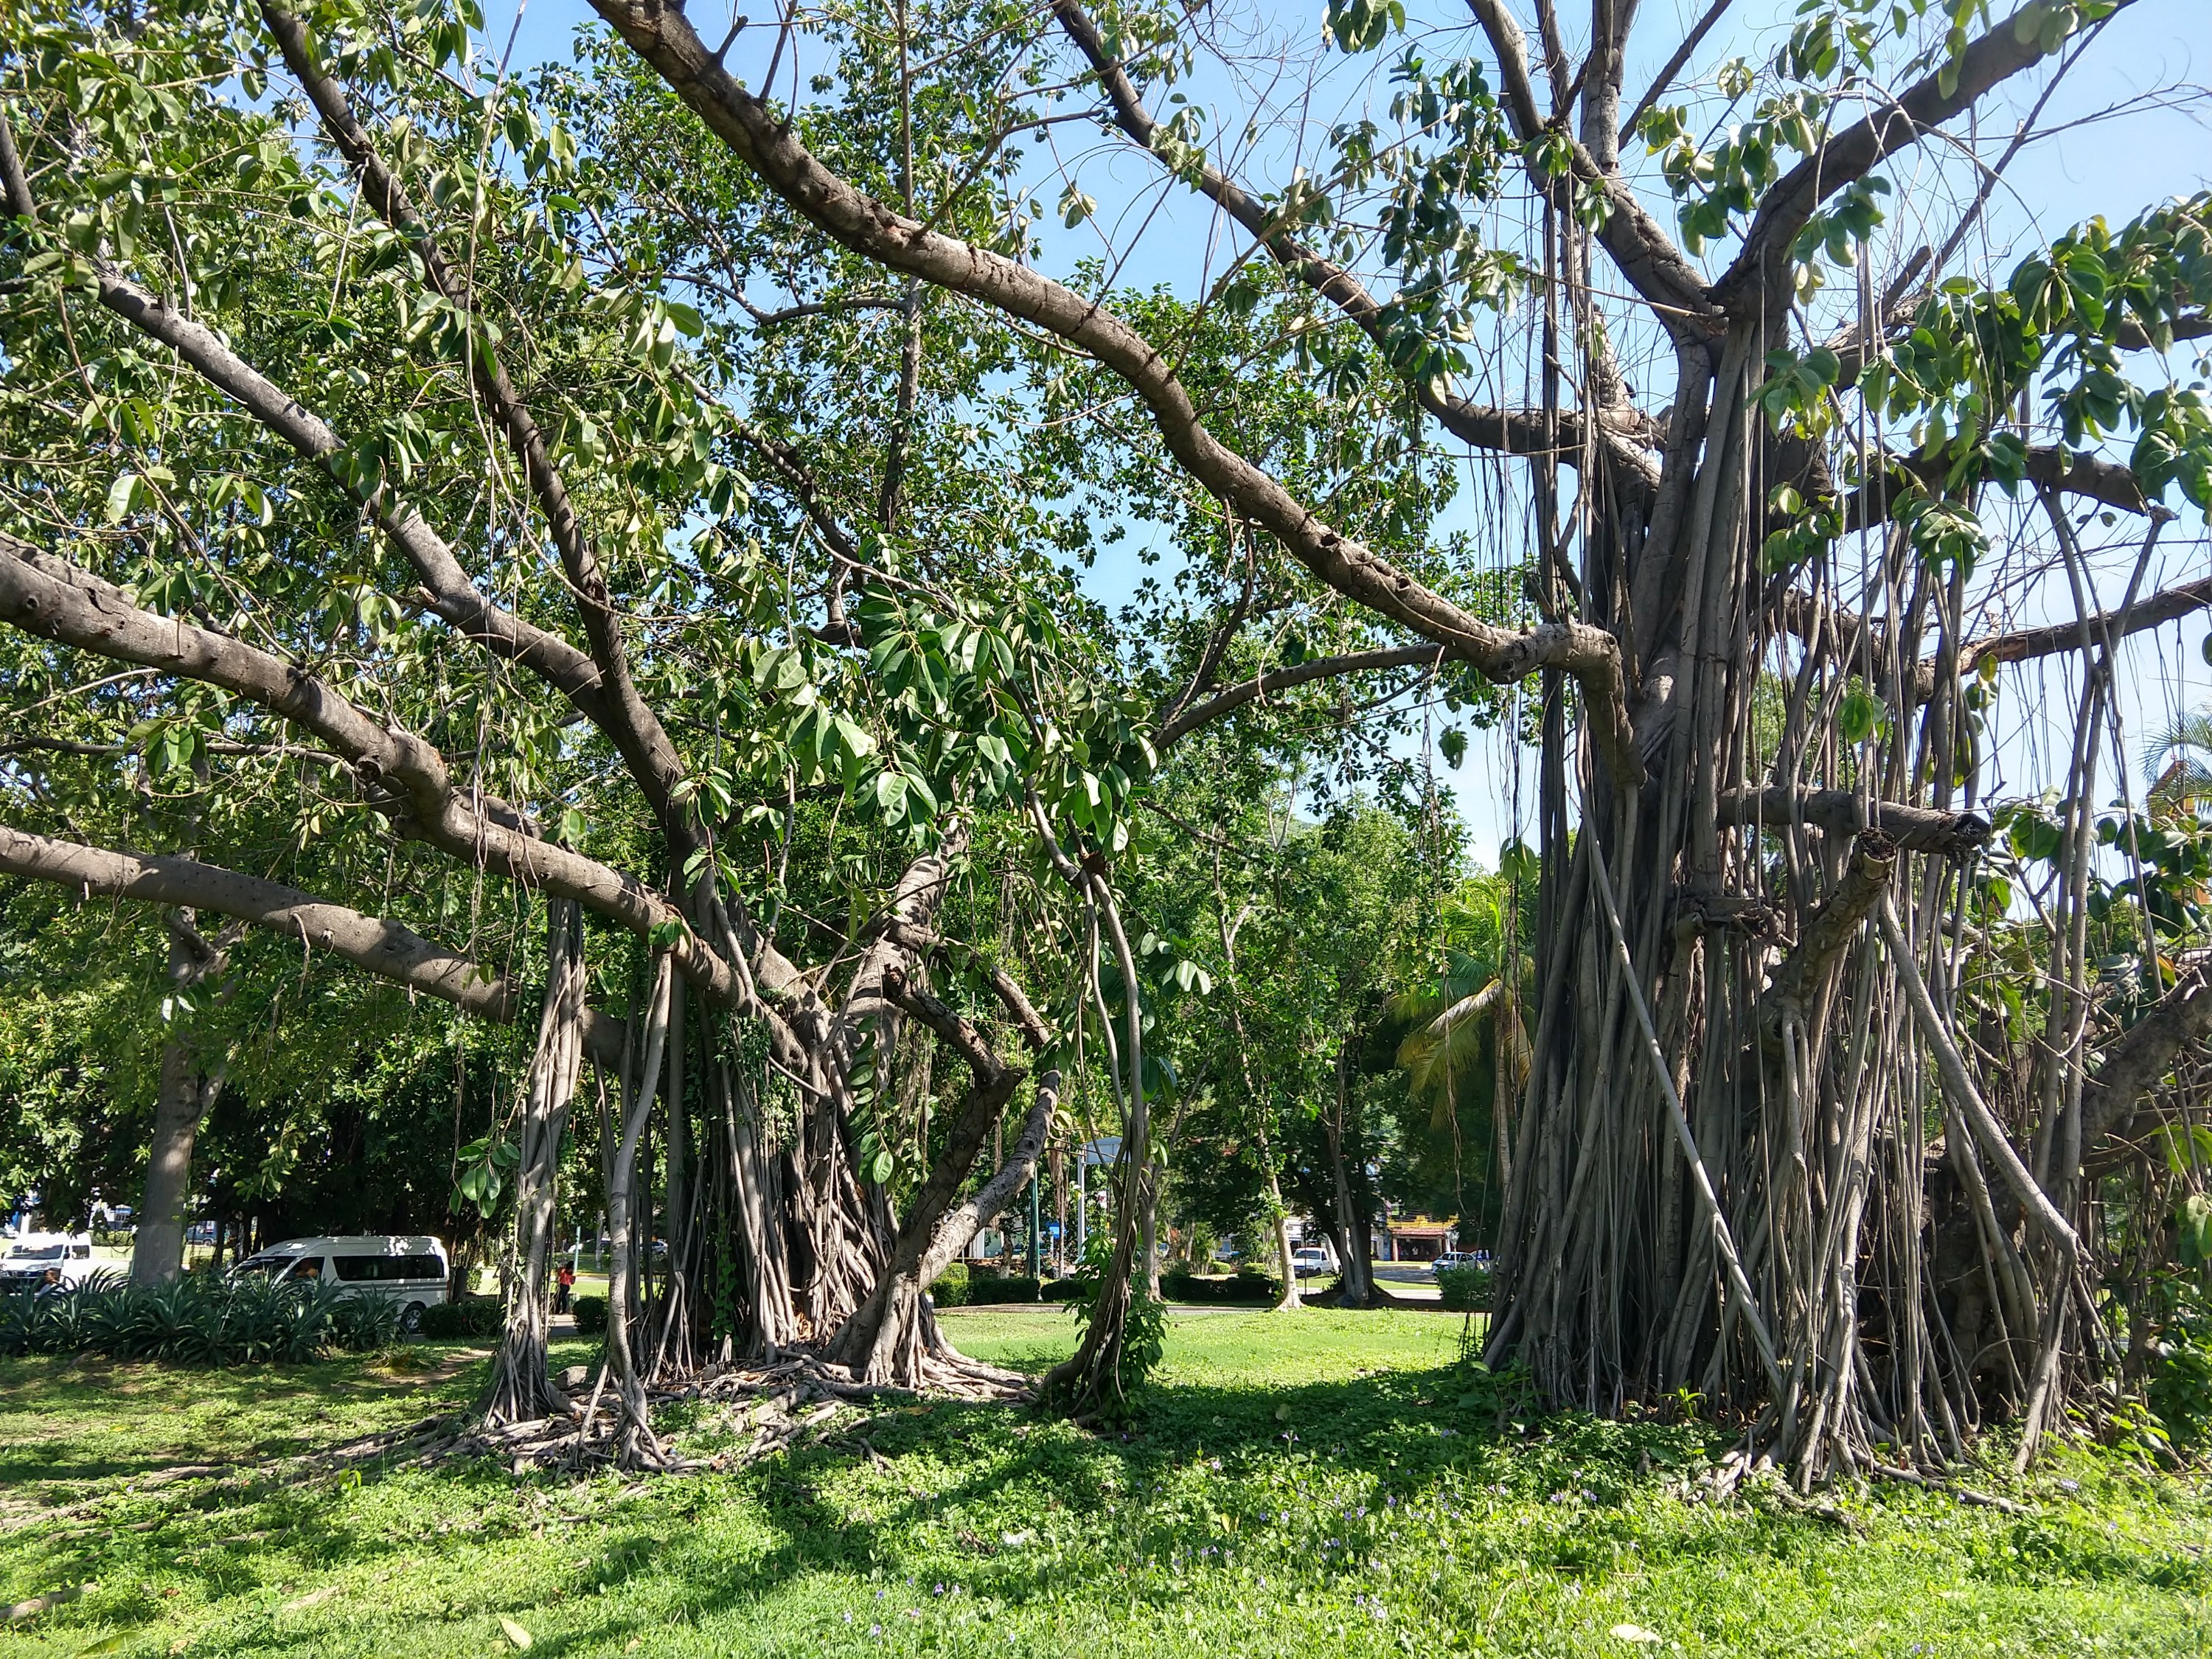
[929,1262,970,1308]
[1436,1263,1492,1313]
[417,1296,504,1339]
[0,1273,406,1366]
[571,1294,608,1335]
[327,1293,404,1352]
[1160,1265,1279,1304]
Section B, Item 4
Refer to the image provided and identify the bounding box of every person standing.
[554,1262,575,1317]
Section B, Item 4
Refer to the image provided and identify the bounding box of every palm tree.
[2148,707,2212,815]
[1389,885,1531,1213]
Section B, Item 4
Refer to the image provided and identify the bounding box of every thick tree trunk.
[830,1060,1054,1386]
[590,950,673,1467]
[134,1043,212,1286]
[132,916,226,1287]
[1325,1040,1380,1307]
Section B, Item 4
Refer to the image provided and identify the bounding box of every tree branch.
[589,0,1644,782]
[260,4,695,837]
[1466,0,1722,333]
[0,821,624,1064]
[0,106,619,742]
[2081,960,2212,1170]
[1718,786,1992,858]
[1717,3,2110,302]
[1618,0,1736,150]
[1052,1,1653,482]
[0,530,740,1006]
[1155,644,1445,749]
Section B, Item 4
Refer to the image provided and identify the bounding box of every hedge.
[1436,1263,1492,1313]
[571,1293,608,1334]
[1160,1265,1279,1304]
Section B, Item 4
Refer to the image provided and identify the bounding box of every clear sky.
[490,1,2211,867]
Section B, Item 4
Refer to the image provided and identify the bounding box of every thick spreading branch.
[0,530,739,1004]
[1718,786,1992,858]
[588,0,1642,781]
[1756,830,1896,1020]
[1779,571,2212,706]
[1051,1,1658,488]
[0,114,621,741]
[0,823,623,1063]
[1466,0,1723,332]
[1718,3,2099,302]
[2081,960,2212,1169]
[260,4,693,833]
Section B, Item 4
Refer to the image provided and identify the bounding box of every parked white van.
[0,1232,99,1289]
[234,1236,451,1331]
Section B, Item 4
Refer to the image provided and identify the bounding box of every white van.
[1,1232,98,1289]
[234,1235,451,1331]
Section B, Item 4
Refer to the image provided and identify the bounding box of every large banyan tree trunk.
[1481,264,2153,1477]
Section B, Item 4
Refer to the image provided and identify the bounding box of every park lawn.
[0,1307,2202,1658]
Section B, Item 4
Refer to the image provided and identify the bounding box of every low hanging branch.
[0,821,624,1064]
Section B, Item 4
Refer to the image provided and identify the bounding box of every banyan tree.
[6,0,2212,1476]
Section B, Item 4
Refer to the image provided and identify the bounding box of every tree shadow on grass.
[18,1337,2207,1655]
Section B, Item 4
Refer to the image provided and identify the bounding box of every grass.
[0,1307,2203,1656]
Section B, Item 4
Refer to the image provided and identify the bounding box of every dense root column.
[485,900,586,1428]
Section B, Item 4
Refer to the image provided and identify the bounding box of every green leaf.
[104,471,142,524]
[1839,686,1881,746]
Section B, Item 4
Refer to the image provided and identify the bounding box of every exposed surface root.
[689,1349,1031,1463]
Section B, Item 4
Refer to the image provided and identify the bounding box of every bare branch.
[1718,786,1992,858]
[1618,0,1736,150]
[1156,644,1444,750]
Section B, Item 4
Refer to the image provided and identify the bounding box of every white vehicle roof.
[248,1235,447,1257]
[5,1231,90,1249]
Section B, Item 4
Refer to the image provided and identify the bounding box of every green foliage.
[571,1294,609,1336]
[928,1262,970,1308]
[1436,1261,1492,1313]
[0,1273,395,1366]
[1064,1230,1169,1416]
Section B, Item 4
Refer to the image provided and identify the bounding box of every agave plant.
[324,1291,403,1353]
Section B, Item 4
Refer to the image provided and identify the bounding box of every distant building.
[1382,1216,1455,1263]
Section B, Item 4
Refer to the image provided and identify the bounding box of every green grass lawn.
[0,1307,2205,1656]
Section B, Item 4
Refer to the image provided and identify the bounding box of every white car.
[1430,1251,1486,1277]
[1290,1247,1335,1279]
[234,1235,451,1331]
[0,1232,99,1290]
